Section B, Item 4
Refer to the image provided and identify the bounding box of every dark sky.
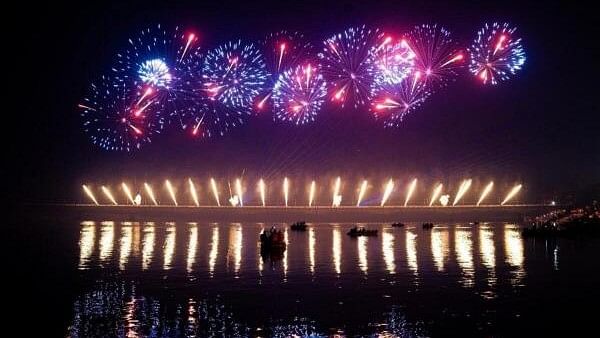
[13,0,600,203]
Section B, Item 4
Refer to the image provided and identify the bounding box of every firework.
[404,178,418,207]
[468,22,526,85]
[101,186,118,205]
[370,38,416,92]
[429,183,443,206]
[82,185,99,205]
[165,179,178,206]
[453,179,472,206]
[201,39,269,110]
[372,70,431,126]
[189,178,200,206]
[258,179,266,206]
[79,75,166,151]
[319,26,386,108]
[121,182,135,205]
[144,182,158,205]
[501,184,522,205]
[357,180,368,206]
[381,179,395,206]
[210,178,220,206]
[257,31,313,111]
[272,64,327,125]
[112,24,202,128]
[235,178,244,207]
[332,176,342,207]
[405,24,464,88]
[308,180,316,207]
[477,181,494,206]
[283,177,290,207]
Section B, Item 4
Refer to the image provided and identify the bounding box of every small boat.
[347,226,378,237]
[290,221,307,231]
[422,222,434,229]
[391,222,405,227]
[260,226,287,251]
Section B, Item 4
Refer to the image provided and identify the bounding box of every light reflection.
[504,224,525,285]
[123,296,139,338]
[258,224,264,273]
[332,227,342,275]
[187,224,198,273]
[382,230,396,274]
[142,223,155,270]
[406,229,418,278]
[78,222,95,269]
[431,227,449,272]
[163,225,176,270]
[308,226,316,274]
[99,221,115,263]
[283,228,289,277]
[119,225,132,270]
[479,226,496,286]
[227,224,242,275]
[208,226,219,276]
[455,227,475,288]
[358,236,368,274]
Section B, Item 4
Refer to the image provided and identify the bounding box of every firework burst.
[79,75,166,151]
[318,26,387,108]
[372,70,431,127]
[256,31,313,111]
[370,38,416,93]
[405,24,464,89]
[272,64,328,125]
[112,24,202,129]
[468,22,526,85]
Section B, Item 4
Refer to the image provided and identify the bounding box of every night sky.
[13,0,599,204]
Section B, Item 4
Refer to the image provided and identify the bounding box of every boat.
[290,221,307,231]
[347,226,378,237]
[260,226,287,251]
[422,222,434,229]
[391,222,405,227]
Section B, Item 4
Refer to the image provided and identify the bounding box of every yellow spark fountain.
[283,177,289,207]
[235,178,243,207]
[452,179,472,206]
[356,180,368,206]
[308,180,316,207]
[189,178,200,207]
[165,180,177,206]
[101,186,118,205]
[144,183,158,205]
[477,181,494,206]
[258,179,266,207]
[210,178,220,206]
[429,183,443,207]
[381,179,394,206]
[82,185,99,205]
[404,178,418,207]
[121,182,135,205]
[501,184,522,205]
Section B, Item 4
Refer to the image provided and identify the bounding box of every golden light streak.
[258,179,266,207]
[455,227,474,287]
[356,180,368,206]
[189,178,200,207]
[381,179,395,206]
[358,236,368,274]
[78,222,95,269]
[431,228,449,272]
[332,176,342,207]
[119,225,132,270]
[210,178,220,206]
[452,179,472,206]
[99,221,115,262]
[142,223,155,270]
[121,182,135,205]
[429,183,443,207]
[333,227,341,274]
[501,184,523,205]
[187,225,198,273]
[479,226,496,286]
[283,228,289,276]
[308,227,316,274]
[101,186,118,205]
[283,177,289,207]
[404,178,418,207]
[477,181,494,206]
[165,179,178,206]
[504,224,525,285]
[235,178,243,207]
[208,226,219,276]
[82,185,99,205]
[227,225,243,275]
[308,180,316,207]
[163,225,176,270]
[406,230,418,277]
[382,230,396,274]
[144,183,158,205]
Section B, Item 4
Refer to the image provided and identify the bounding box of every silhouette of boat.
[290,221,307,231]
[422,222,434,229]
[347,226,378,237]
[260,226,287,251]
[391,222,405,227]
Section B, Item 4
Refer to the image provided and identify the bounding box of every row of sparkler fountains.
[82,178,523,207]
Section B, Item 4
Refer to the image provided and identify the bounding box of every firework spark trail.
[381,179,395,206]
[121,182,135,205]
[453,179,472,206]
[370,38,416,91]
[189,178,200,206]
[235,178,244,207]
[309,180,316,207]
[477,181,494,206]
[258,179,266,206]
[82,185,99,205]
[332,176,342,207]
[404,178,418,207]
[468,22,526,85]
[429,183,443,207]
[180,33,197,62]
[165,179,178,206]
[283,177,290,207]
[101,186,118,205]
[210,178,220,206]
[144,183,158,205]
[501,184,522,205]
[357,180,368,206]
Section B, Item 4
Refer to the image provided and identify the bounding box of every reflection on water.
[71,221,573,336]
[455,227,475,288]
